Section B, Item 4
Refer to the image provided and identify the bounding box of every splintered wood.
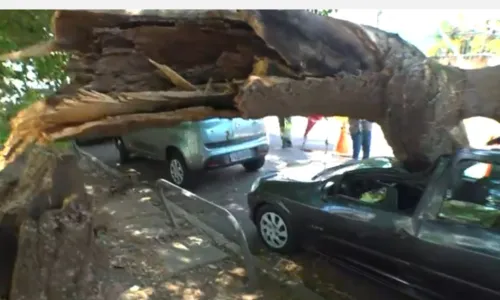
[0,10,390,167]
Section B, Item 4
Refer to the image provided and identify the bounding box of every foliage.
[427,19,500,57]
[0,10,69,143]
[309,9,335,17]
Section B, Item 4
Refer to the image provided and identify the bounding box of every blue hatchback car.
[114,118,270,188]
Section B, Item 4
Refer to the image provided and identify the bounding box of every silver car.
[114,118,269,188]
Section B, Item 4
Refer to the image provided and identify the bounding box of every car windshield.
[312,157,399,180]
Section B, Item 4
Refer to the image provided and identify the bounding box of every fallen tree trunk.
[1,10,499,170]
[0,147,112,300]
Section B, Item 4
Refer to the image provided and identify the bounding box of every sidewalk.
[84,161,322,300]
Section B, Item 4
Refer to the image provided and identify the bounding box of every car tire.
[114,137,130,163]
[242,157,265,172]
[255,204,299,254]
[166,149,195,189]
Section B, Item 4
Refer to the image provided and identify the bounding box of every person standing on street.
[349,119,372,160]
[278,116,293,148]
[301,114,325,150]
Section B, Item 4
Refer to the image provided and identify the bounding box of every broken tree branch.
[148,59,198,91]
[235,72,392,120]
[1,10,499,170]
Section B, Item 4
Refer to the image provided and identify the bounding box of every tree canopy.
[0,10,68,142]
[428,19,500,57]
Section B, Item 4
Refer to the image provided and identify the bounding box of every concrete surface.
[155,235,228,274]
[100,192,229,275]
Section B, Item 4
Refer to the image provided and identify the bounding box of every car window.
[337,178,401,213]
[438,160,500,229]
[359,187,388,204]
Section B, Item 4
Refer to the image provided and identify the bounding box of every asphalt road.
[81,117,412,300]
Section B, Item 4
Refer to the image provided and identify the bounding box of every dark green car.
[248,157,407,251]
[247,152,500,300]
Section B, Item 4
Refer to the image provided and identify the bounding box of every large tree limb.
[237,10,384,75]
[236,72,391,120]
[463,65,500,121]
[1,9,499,170]
[48,106,240,141]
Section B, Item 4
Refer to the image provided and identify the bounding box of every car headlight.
[250,177,261,193]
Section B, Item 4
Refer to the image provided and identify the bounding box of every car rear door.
[410,151,500,299]
[121,128,152,157]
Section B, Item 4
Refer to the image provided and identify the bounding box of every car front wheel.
[255,205,299,254]
[242,157,265,172]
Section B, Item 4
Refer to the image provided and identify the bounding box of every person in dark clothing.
[278,116,292,148]
[349,119,372,160]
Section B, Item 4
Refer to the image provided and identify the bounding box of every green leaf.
[0,10,68,144]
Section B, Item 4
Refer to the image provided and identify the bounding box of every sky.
[334,9,500,53]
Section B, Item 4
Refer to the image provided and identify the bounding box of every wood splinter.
[148,59,198,91]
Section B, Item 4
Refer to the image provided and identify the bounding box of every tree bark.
[0,147,112,300]
[1,9,500,169]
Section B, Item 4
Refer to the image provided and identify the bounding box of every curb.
[160,196,325,300]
